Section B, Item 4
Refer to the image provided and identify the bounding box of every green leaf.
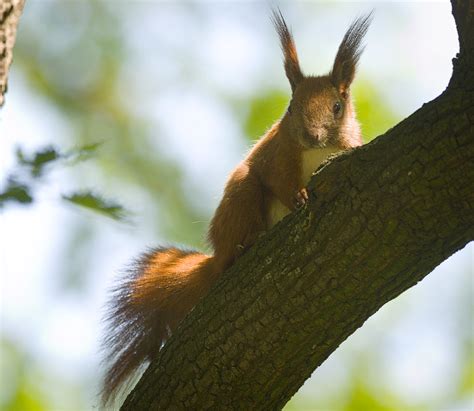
[16,146,61,177]
[66,142,102,163]
[62,191,128,221]
[0,180,33,206]
[15,143,101,177]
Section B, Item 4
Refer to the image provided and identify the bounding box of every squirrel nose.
[312,128,322,140]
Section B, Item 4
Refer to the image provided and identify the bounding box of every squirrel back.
[101,10,371,407]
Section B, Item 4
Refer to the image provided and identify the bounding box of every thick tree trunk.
[121,1,474,409]
[0,0,24,107]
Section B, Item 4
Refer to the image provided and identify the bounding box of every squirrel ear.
[331,12,372,94]
[272,9,304,93]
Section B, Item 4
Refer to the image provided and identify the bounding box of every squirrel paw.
[294,188,309,208]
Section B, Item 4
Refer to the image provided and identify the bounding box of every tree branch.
[0,0,24,107]
[122,2,474,409]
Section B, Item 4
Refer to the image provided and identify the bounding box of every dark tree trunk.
[119,1,474,409]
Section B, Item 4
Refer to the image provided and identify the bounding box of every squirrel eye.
[333,101,342,116]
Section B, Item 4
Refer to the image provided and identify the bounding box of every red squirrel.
[102,10,371,405]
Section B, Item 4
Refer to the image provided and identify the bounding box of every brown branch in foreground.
[121,2,473,409]
[0,0,25,107]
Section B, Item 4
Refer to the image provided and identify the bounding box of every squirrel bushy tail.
[101,247,219,406]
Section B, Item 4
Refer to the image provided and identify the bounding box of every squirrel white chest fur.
[267,146,339,228]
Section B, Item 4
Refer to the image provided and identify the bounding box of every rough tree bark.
[121,2,473,409]
[0,0,24,107]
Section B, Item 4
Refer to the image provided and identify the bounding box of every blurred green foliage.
[0,179,32,206]
[1,340,48,411]
[244,89,288,140]
[13,1,205,245]
[16,146,61,178]
[0,338,87,411]
[63,192,128,221]
[0,144,129,221]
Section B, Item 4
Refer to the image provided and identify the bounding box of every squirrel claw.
[294,188,309,208]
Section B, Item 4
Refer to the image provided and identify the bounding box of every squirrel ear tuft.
[331,12,372,94]
[271,9,304,93]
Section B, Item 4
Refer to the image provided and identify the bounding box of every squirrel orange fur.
[101,10,371,406]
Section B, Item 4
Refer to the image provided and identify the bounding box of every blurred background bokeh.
[0,1,472,410]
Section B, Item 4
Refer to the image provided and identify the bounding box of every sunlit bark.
[0,0,24,107]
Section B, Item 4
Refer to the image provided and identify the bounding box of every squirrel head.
[272,10,372,149]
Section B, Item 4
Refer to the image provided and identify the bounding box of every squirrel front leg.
[272,182,309,211]
[209,164,267,269]
[260,150,308,212]
[294,187,309,208]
